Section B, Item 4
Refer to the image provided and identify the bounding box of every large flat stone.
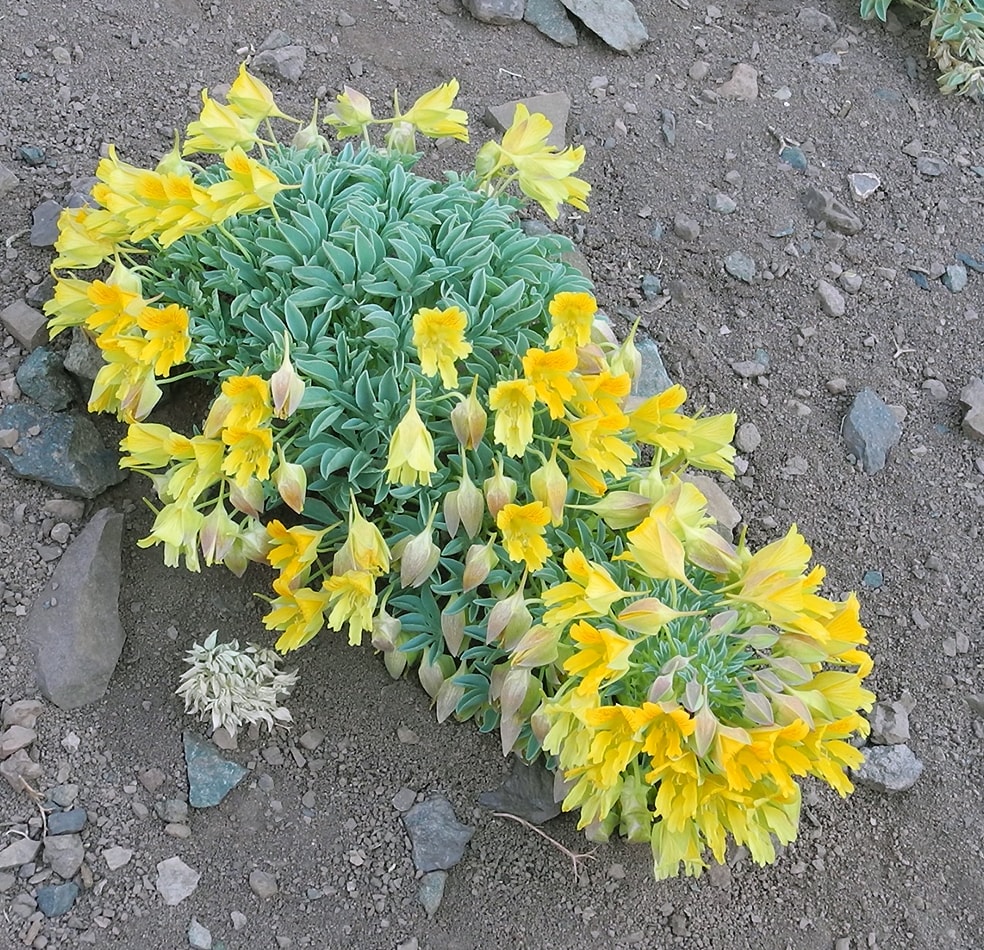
[557,0,648,53]
[485,92,571,150]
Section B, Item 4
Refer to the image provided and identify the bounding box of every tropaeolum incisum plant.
[45,64,875,879]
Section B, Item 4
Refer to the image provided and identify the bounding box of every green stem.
[215,222,253,261]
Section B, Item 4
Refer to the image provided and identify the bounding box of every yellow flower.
[522,346,576,418]
[616,597,701,636]
[628,384,696,457]
[397,79,469,142]
[488,378,536,457]
[412,305,472,389]
[52,206,123,270]
[183,90,261,155]
[205,374,273,435]
[496,501,551,571]
[386,382,436,486]
[160,436,225,505]
[127,303,190,376]
[566,414,635,478]
[619,506,695,590]
[563,455,607,497]
[82,279,145,337]
[563,621,637,695]
[207,147,292,220]
[120,422,194,470]
[324,569,377,646]
[44,277,95,336]
[266,521,327,585]
[136,499,204,572]
[324,86,375,137]
[87,339,162,421]
[674,412,737,477]
[546,291,597,350]
[334,495,390,575]
[226,62,294,122]
[264,580,332,652]
[542,548,629,626]
[221,425,273,487]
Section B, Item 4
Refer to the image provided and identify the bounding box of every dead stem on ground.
[493,811,599,884]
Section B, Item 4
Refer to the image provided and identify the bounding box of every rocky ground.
[1,0,984,948]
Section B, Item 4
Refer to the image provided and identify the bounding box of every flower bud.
[107,257,144,296]
[371,605,402,652]
[228,477,266,518]
[384,119,417,154]
[590,317,618,348]
[384,648,408,679]
[530,448,567,527]
[461,539,498,591]
[270,333,305,419]
[609,321,642,382]
[441,609,466,656]
[456,463,485,538]
[486,579,531,646]
[418,653,454,699]
[581,491,651,530]
[574,343,607,375]
[324,86,374,136]
[450,379,487,449]
[509,624,560,669]
[442,488,461,539]
[483,457,517,520]
[273,446,307,514]
[435,676,465,724]
[399,518,440,588]
[292,101,332,153]
[155,132,196,178]
[199,500,238,566]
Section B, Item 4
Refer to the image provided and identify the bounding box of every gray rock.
[49,783,79,807]
[24,508,125,710]
[959,377,984,442]
[915,155,947,177]
[30,200,62,247]
[0,724,36,758]
[46,807,87,835]
[524,0,577,46]
[842,389,902,474]
[2,699,46,728]
[734,422,761,453]
[0,163,18,195]
[418,870,448,918]
[853,744,923,792]
[485,92,571,150]
[0,835,40,870]
[816,279,846,317]
[797,6,836,31]
[779,146,808,172]
[942,263,968,293]
[718,63,758,100]
[156,856,200,905]
[0,749,43,790]
[157,798,190,823]
[248,869,279,898]
[258,28,293,50]
[640,274,662,300]
[478,757,561,824]
[848,172,881,201]
[708,193,736,214]
[252,45,306,82]
[403,798,474,872]
[632,333,673,398]
[36,882,79,917]
[392,787,418,811]
[184,731,248,808]
[463,0,525,24]
[0,404,126,498]
[869,701,910,745]
[188,917,213,950]
[102,846,133,870]
[43,833,84,879]
[557,0,648,53]
[731,359,768,379]
[801,186,863,235]
[14,348,78,410]
[673,213,700,241]
[64,327,104,388]
[0,299,48,351]
[724,251,755,283]
[660,109,676,147]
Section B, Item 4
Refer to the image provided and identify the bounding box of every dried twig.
[18,779,49,838]
[493,811,598,883]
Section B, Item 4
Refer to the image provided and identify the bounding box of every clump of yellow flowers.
[46,65,874,880]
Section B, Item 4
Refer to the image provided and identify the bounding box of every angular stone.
[102,846,133,870]
[479,757,560,824]
[0,725,37,759]
[683,474,741,535]
[724,250,755,283]
[842,389,902,474]
[0,404,126,498]
[0,749,43,790]
[463,0,525,25]
[14,347,78,411]
[30,200,62,247]
[47,807,87,835]
[248,869,279,898]
[718,63,758,100]
[43,833,84,878]
[184,731,248,808]
[64,327,104,388]
[853,744,923,792]
[24,508,125,710]
[188,917,212,950]
[802,186,863,235]
[868,701,910,745]
[252,45,306,82]
[0,299,48,351]
[403,798,474,872]
[558,0,647,52]
[816,278,846,317]
[485,92,571,150]
[156,856,200,905]
[524,0,577,46]
[418,869,447,918]
[848,172,881,201]
[2,699,46,728]
[632,333,673,399]
[0,836,40,870]
[36,881,79,917]
[0,163,18,195]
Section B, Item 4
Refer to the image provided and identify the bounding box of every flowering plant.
[45,66,874,879]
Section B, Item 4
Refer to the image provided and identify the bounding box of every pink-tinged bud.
[435,676,465,723]
[199,500,238,566]
[483,457,517,520]
[203,393,232,439]
[418,653,454,699]
[450,379,487,449]
[228,477,265,518]
[399,510,440,588]
[499,668,534,721]
[238,518,272,563]
[270,333,305,419]
[456,463,485,538]
[442,488,461,538]
[273,445,307,514]
[461,540,497,591]
[581,490,651,530]
[530,448,567,526]
[574,343,607,375]
[486,579,531,646]
[509,624,560,669]
[371,605,402,652]
[441,609,466,656]
[686,527,739,575]
[292,100,332,153]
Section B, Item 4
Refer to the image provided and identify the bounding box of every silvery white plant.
[177,630,299,738]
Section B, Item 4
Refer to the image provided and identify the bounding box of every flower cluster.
[48,66,874,880]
